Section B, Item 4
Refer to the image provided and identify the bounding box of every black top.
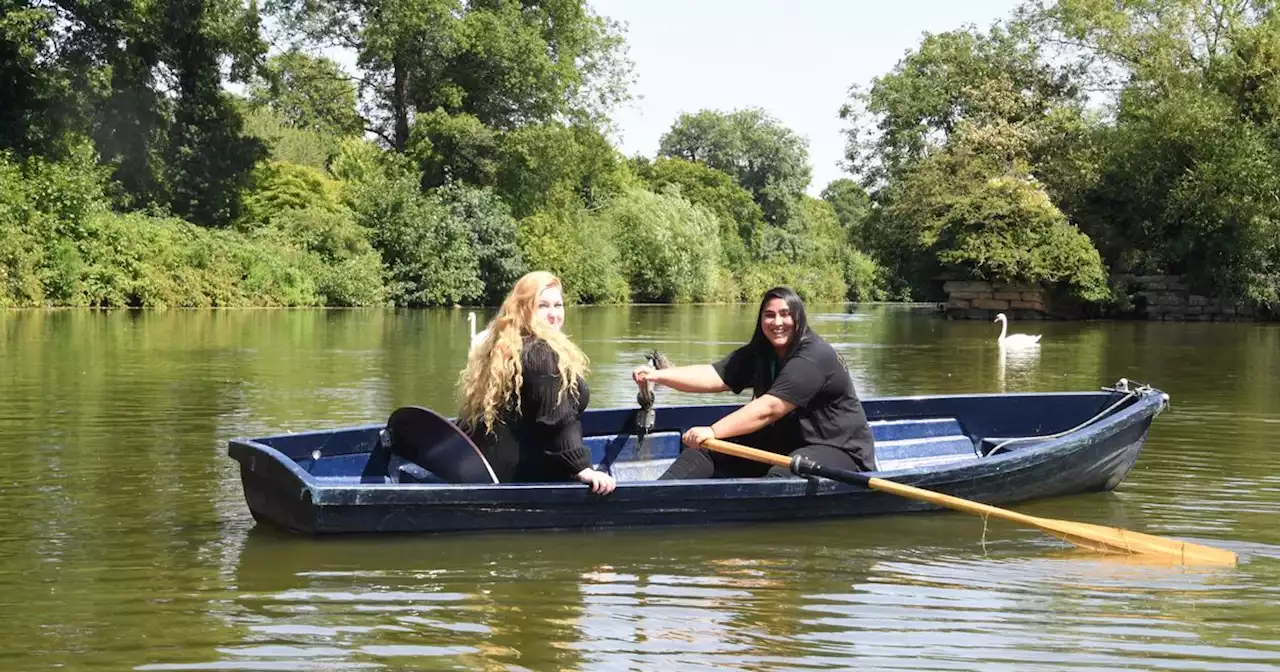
[464,337,592,483]
[712,332,876,470]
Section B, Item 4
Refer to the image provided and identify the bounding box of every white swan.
[467,311,489,352]
[994,312,1042,347]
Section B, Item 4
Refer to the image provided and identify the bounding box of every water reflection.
[205,512,1280,672]
[3,308,1280,670]
[997,341,1042,393]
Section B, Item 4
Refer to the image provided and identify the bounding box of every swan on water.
[467,311,490,352]
[994,312,1042,346]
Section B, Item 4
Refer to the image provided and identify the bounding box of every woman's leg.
[656,445,715,479]
[657,430,775,480]
[765,444,863,478]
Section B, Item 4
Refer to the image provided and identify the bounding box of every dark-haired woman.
[632,286,875,479]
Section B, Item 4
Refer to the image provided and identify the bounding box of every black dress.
[464,337,592,483]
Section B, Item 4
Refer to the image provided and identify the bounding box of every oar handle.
[702,438,790,468]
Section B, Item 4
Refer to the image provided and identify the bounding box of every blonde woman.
[456,271,616,495]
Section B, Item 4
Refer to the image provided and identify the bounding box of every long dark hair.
[747,286,810,364]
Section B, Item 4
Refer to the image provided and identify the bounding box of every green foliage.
[0,4,72,158]
[737,262,848,305]
[241,106,344,171]
[1026,0,1280,306]
[517,207,628,304]
[841,23,1080,185]
[408,109,500,189]
[257,208,386,306]
[165,87,267,227]
[269,0,632,149]
[249,51,363,136]
[408,113,634,218]
[820,178,872,244]
[345,164,482,307]
[496,122,635,218]
[887,145,1110,301]
[239,161,347,227]
[841,248,888,302]
[1080,88,1280,303]
[329,138,388,184]
[600,188,726,303]
[438,185,527,306]
[659,108,811,229]
[641,158,765,265]
[5,0,273,223]
[0,143,378,307]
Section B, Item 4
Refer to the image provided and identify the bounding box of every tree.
[640,157,765,265]
[1,0,270,226]
[882,123,1110,301]
[658,108,812,229]
[1024,0,1280,304]
[840,24,1081,186]
[0,3,72,158]
[339,151,483,306]
[249,51,363,136]
[820,178,871,244]
[602,188,725,303]
[438,184,527,305]
[266,0,633,151]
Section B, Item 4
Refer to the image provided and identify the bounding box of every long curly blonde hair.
[457,271,590,433]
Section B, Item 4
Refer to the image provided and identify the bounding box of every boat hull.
[229,386,1166,535]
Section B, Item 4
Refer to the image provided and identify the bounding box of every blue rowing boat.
[228,379,1168,535]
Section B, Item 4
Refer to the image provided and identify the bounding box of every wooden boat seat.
[868,417,979,472]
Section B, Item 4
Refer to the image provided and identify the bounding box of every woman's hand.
[682,426,716,448]
[576,467,617,495]
[632,364,659,390]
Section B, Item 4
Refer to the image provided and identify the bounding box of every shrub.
[603,188,725,303]
[517,208,629,304]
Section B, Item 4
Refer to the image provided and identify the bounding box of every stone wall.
[943,280,1050,320]
[941,274,1269,321]
[1115,275,1258,322]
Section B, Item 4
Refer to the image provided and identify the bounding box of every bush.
[238,161,348,228]
[347,171,482,307]
[1,142,375,307]
[642,158,765,266]
[517,208,629,304]
[842,248,887,302]
[437,184,527,306]
[737,261,848,304]
[603,188,726,302]
[241,107,345,171]
[932,176,1110,301]
[268,208,385,306]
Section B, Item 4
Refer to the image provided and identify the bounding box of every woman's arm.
[524,342,616,494]
[681,394,797,448]
[711,394,795,438]
[634,364,730,393]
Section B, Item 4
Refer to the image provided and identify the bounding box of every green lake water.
[1,305,1278,670]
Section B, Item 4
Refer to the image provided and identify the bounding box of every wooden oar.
[702,438,1238,566]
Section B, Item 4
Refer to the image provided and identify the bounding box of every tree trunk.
[393,54,409,151]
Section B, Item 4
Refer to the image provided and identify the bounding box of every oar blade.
[1033,518,1238,566]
